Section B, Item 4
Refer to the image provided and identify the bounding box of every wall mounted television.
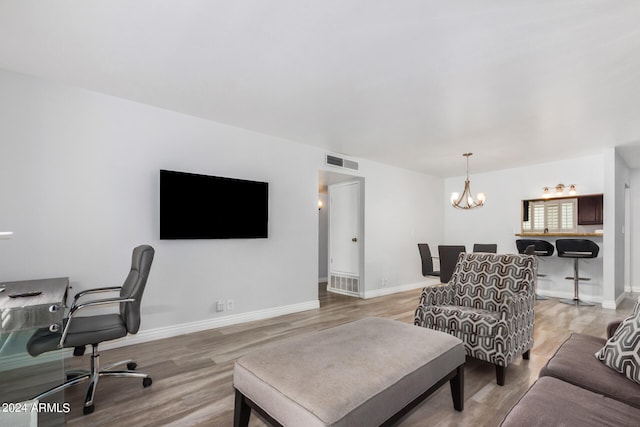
[160,169,268,239]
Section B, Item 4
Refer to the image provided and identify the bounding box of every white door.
[328,181,361,296]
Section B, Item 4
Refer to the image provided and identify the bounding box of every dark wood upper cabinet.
[577,194,603,225]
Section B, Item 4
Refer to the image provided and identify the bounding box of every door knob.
[352,237,358,242]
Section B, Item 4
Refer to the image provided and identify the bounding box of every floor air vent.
[326,154,359,171]
[329,273,360,296]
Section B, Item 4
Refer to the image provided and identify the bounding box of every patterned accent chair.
[414,252,537,385]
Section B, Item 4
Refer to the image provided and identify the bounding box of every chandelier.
[450,153,485,209]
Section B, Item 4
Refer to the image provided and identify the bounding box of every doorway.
[318,171,365,300]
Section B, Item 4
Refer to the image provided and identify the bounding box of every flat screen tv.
[160,169,268,239]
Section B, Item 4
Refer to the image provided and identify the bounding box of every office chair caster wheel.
[83,404,95,415]
[127,362,137,370]
[143,377,152,387]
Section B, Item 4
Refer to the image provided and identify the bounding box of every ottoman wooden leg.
[234,389,251,427]
[449,364,464,411]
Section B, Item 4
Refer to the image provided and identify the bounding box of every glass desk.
[0,278,69,427]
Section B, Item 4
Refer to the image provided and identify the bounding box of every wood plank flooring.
[5,285,637,427]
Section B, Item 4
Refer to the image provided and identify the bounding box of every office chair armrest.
[72,286,122,308]
[58,296,135,348]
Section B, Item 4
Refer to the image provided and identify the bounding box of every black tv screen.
[160,169,268,239]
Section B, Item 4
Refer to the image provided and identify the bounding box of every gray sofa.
[501,323,640,426]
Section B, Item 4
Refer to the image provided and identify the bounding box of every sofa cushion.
[500,376,640,427]
[540,333,640,409]
[595,297,640,385]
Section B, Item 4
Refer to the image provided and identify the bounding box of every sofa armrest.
[607,321,622,339]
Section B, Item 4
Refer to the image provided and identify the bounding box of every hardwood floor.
[8,285,637,426]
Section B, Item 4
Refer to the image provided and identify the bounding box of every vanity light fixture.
[541,184,577,198]
[451,153,485,209]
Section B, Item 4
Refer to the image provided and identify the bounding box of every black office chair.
[417,244,440,278]
[516,239,554,300]
[27,245,155,414]
[473,244,497,253]
[555,239,599,306]
[438,245,466,283]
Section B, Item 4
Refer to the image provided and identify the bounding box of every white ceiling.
[2,1,640,176]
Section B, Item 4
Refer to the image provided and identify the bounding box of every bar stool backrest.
[516,239,554,256]
[556,239,599,258]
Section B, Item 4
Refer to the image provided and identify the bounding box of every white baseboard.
[363,279,440,299]
[103,299,320,351]
[1,300,320,371]
[602,292,633,310]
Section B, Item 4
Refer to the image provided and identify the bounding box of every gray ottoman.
[233,317,465,427]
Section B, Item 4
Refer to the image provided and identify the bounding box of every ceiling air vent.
[325,154,359,171]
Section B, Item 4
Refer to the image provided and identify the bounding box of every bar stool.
[515,239,554,300]
[555,239,599,306]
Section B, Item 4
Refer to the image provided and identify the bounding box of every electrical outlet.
[227,299,234,311]
[215,301,225,312]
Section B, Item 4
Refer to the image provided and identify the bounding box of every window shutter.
[521,198,577,233]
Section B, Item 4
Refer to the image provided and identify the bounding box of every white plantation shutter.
[546,202,559,231]
[521,199,577,233]
[560,200,575,230]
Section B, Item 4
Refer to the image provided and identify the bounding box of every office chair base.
[32,348,152,415]
[559,298,595,306]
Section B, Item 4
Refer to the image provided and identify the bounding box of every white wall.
[629,168,640,294]
[0,69,323,333]
[318,193,328,281]
[602,148,630,306]
[444,155,608,303]
[360,161,444,296]
[0,69,444,345]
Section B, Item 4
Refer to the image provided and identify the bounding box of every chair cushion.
[28,314,127,356]
[540,333,640,409]
[420,305,500,337]
[595,297,640,385]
